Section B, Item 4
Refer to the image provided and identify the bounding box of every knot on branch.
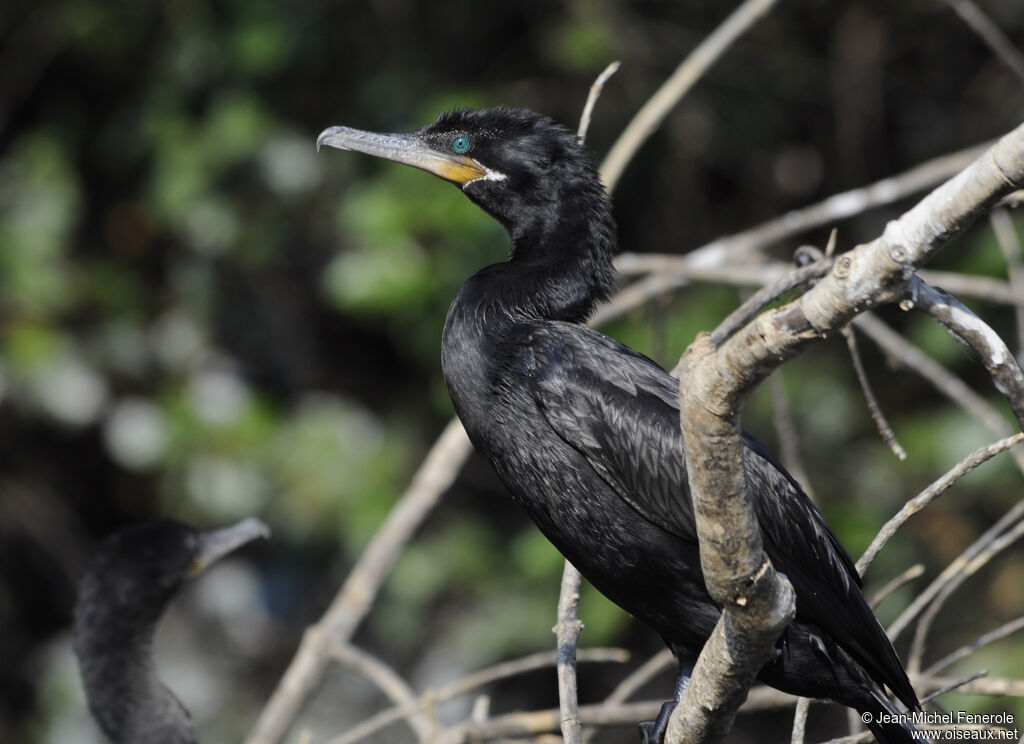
[725,559,796,634]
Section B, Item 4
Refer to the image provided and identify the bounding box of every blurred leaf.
[229,4,294,77]
[0,132,80,316]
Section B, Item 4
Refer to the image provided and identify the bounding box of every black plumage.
[73,518,269,744]
[317,107,920,743]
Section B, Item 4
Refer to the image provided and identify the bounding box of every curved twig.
[908,276,1024,430]
[245,419,473,744]
[843,326,906,460]
[600,0,780,191]
[869,564,925,608]
[709,253,833,346]
[325,648,629,744]
[888,498,1024,641]
[924,615,1024,676]
[907,516,1024,675]
[857,434,1024,574]
[328,643,432,740]
[852,313,1024,474]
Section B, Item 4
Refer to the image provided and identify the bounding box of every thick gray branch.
[668,122,1024,744]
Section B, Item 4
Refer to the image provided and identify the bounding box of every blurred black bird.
[73,517,269,744]
[317,107,920,743]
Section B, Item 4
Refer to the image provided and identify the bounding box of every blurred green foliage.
[2,1,1024,743]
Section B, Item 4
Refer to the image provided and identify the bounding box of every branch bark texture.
[668,122,1024,744]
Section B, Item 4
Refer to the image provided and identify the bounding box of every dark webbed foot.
[637,700,676,744]
[636,660,693,744]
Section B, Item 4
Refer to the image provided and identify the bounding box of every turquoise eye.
[452,135,471,154]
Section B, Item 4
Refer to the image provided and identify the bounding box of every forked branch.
[668,123,1024,744]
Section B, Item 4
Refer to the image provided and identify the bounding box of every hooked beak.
[316,125,488,186]
[188,517,270,578]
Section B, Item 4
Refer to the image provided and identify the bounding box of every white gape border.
[465,162,507,185]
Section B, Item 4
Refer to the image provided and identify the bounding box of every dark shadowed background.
[1,1,1023,742]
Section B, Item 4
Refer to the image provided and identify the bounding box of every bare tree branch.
[852,312,1024,474]
[925,615,1024,676]
[600,648,675,707]
[919,669,991,706]
[790,698,810,744]
[611,140,993,293]
[325,648,629,744]
[668,122,1024,744]
[991,209,1024,355]
[547,60,624,744]
[870,564,925,608]
[908,516,1024,675]
[554,560,585,744]
[889,498,1024,641]
[909,276,1024,430]
[577,61,621,144]
[857,433,1024,574]
[709,249,833,346]
[600,0,780,192]
[245,419,473,744]
[844,326,906,460]
[919,673,1024,697]
[941,0,1024,86]
[327,643,432,740]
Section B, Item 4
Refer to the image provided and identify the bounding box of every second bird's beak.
[188,517,270,578]
[316,126,487,186]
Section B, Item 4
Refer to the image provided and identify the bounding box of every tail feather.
[861,688,926,744]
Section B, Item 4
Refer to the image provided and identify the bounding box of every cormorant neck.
[74,586,194,743]
[475,181,618,324]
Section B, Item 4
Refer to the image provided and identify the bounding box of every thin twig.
[920,674,1024,697]
[869,564,926,608]
[844,326,907,461]
[581,649,675,743]
[245,419,473,744]
[615,253,1024,308]
[328,643,432,740]
[942,0,1024,86]
[622,140,993,279]
[550,60,623,744]
[325,648,629,744]
[857,434,1024,574]
[919,669,991,706]
[428,685,809,744]
[709,254,833,346]
[851,313,1024,474]
[769,372,815,501]
[606,649,676,706]
[990,209,1024,354]
[600,0,780,192]
[925,615,1024,676]
[577,61,621,143]
[889,498,1024,642]
[908,516,1024,675]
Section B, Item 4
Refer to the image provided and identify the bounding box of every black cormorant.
[317,107,920,743]
[73,517,269,744]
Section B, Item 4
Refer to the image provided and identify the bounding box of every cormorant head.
[317,107,611,247]
[73,518,269,744]
[75,517,270,628]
